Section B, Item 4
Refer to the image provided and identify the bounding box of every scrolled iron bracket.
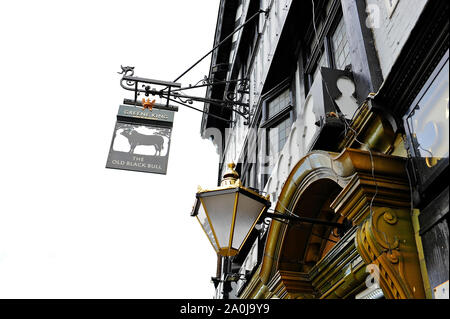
[118,66,251,123]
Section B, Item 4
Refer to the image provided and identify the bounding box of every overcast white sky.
[0,0,222,298]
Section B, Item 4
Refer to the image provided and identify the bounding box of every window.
[240,113,265,191]
[304,4,351,93]
[260,80,294,183]
[261,84,293,154]
[312,48,329,85]
[404,51,449,192]
[269,117,291,153]
[331,17,351,71]
[267,88,291,119]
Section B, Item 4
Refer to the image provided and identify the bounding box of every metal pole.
[216,254,222,280]
[264,212,345,228]
[172,10,266,84]
[220,256,231,300]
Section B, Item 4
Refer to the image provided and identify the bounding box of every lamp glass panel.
[196,200,218,251]
[231,193,266,250]
[201,192,237,249]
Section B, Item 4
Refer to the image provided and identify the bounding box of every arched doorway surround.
[240,148,426,299]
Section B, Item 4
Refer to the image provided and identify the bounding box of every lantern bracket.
[263,212,351,237]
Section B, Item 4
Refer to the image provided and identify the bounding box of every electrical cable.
[310,1,392,256]
[171,9,268,85]
[148,9,270,124]
[311,0,379,216]
[401,134,416,217]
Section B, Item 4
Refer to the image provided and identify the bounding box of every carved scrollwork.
[371,208,400,251]
[118,65,135,88]
[356,207,426,299]
[383,210,398,225]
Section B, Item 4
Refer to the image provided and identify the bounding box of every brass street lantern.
[191,163,271,257]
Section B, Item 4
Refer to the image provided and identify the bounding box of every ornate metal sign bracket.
[118,65,250,123]
[118,65,181,112]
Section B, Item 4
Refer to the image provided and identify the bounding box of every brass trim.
[237,205,267,253]
[196,215,219,253]
[199,197,221,251]
[197,185,238,194]
[411,209,433,299]
[198,184,266,201]
[356,207,426,298]
[227,192,239,255]
[241,148,425,299]
[219,248,239,257]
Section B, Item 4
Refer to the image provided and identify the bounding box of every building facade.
[200,0,449,299]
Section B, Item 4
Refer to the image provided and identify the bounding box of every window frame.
[240,111,265,191]
[329,12,351,71]
[257,78,295,186]
[403,50,449,197]
[260,78,294,130]
[303,1,348,94]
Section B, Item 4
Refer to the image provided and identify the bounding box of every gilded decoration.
[356,207,426,298]
[240,148,426,299]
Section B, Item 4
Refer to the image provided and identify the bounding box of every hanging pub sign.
[107,65,246,174]
[107,66,181,174]
[106,104,175,174]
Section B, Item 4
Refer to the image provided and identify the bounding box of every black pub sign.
[106,105,175,174]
